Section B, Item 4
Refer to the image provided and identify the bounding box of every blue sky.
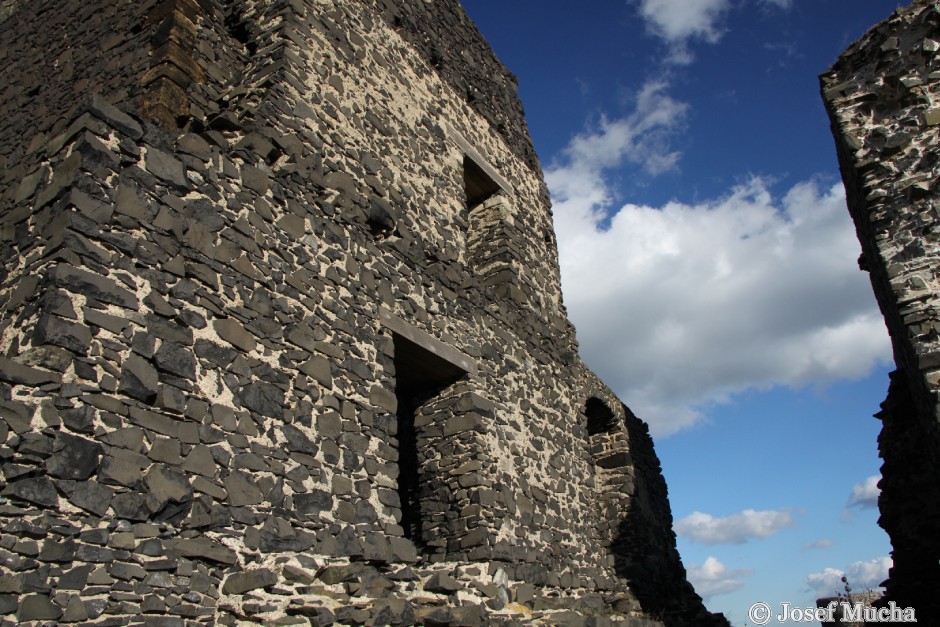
[461,1,906,624]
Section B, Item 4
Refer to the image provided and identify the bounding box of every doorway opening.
[393,332,466,549]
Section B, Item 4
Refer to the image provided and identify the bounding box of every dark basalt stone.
[295,489,332,516]
[50,264,138,310]
[222,568,277,594]
[424,572,461,594]
[45,432,103,480]
[17,594,63,622]
[235,380,284,418]
[119,354,159,404]
[282,423,317,455]
[60,480,113,516]
[2,478,58,508]
[32,314,92,355]
[154,341,197,380]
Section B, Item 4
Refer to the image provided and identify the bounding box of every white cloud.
[807,567,845,596]
[548,84,892,437]
[806,557,891,596]
[847,475,880,509]
[635,0,731,63]
[550,80,686,197]
[638,0,730,43]
[635,0,793,63]
[687,556,753,598]
[675,509,796,544]
[804,539,835,550]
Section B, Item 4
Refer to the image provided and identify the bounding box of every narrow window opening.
[463,155,501,208]
[586,397,617,436]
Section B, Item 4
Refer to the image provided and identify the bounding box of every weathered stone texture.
[0,0,723,625]
[822,0,940,616]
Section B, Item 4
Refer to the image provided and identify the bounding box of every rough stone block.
[154,341,197,380]
[369,384,397,413]
[182,445,217,477]
[316,411,342,438]
[120,354,159,404]
[115,182,148,219]
[214,318,256,352]
[222,568,277,594]
[282,423,317,455]
[59,480,113,516]
[145,146,188,189]
[443,412,484,436]
[2,477,58,508]
[300,355,332,386]
[32,314,92,354]
[0,399,35,433]
[17,594,62,622]
[224,470,263,506]
[51,264,138,310]
[89,95,144,139]
[295,489,332,516]
[596,452,632,470]
[45,432,103,480]
[144,464,193,506]
[236,380,285,418]
[317,564,362,585]
[241,164,271,195]
[170,537,237,564]
[424,572,460,594]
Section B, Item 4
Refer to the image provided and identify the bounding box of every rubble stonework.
[0,0,725,624]
[822,0,940,617]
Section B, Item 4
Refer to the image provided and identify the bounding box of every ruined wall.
[822,0,940,615]
[0,0,723,624]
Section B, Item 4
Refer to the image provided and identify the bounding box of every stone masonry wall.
[0,0,723,624]
[822,0,940,616]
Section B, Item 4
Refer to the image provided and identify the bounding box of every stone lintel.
[445,123,511,195]
[378,307,477,377]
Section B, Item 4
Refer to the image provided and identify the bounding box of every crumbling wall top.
[374,0,544,178]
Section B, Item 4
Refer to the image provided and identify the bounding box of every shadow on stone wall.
[876,369,940,618]
[612,405,728,627]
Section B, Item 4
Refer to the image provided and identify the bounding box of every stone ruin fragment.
[823,0,940,618]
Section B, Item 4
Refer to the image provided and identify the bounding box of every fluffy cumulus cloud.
[547,82,892,437]
[847,475,880,509]
[636,0,731,63]
[634,0,794,63]
[675,509,796,545]
[687,556,753,598]
[806,557,892,596]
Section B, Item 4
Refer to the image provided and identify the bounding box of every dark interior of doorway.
[392,332,466,549]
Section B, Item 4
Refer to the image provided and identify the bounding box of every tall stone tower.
[822,0,940,617]
[0,0,725,624]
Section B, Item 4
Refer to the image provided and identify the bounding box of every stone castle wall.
[822,0,940,615]
[0,0,723,624]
